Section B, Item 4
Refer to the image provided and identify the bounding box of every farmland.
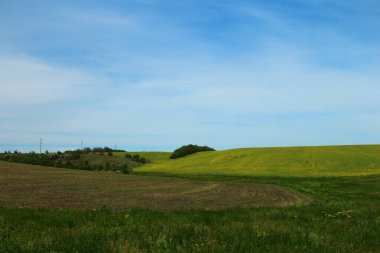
[0,161,310,210]
[0,145,379,252]
[136,145,380,177]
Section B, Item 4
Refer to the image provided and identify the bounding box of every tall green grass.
[136,145,380,177]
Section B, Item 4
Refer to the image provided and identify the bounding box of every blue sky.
[0,0,379,151]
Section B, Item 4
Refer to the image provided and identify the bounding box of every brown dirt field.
[0,161,312,210]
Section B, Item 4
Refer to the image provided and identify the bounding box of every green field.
[136,145,380,177]
[1,172,379,252]
[1,145,379,252]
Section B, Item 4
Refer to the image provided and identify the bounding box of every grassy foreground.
[1,145,379,252]
[136,145,380,177]
[0,174,379,252]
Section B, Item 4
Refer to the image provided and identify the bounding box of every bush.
[0,149,143,173]
[120,164,129,174]
[83,147,92,153]
[69,152,81,160]
[124,153,150,164]
[170,144,215,159]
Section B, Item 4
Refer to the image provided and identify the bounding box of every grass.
[1,174,379,252]
[1,145,379,252]
[136,145,380,177]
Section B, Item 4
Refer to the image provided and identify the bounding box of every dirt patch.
[0,161,312,210]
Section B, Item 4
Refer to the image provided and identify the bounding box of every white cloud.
[103,47,380,116]
[0,0,379,150]
[0,54,105,105]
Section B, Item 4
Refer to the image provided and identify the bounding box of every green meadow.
[136,145,380,177]
[1,145,379,252]
[1,174,379,252]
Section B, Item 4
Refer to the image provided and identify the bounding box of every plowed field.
[0,161,311,210]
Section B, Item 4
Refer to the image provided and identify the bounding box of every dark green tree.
[170,144,215,159]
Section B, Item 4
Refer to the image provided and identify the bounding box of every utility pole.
[39,138,43,154]
[81,139,84,150]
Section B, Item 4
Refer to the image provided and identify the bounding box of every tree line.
[0,147,150,174]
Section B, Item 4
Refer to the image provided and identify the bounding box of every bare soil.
[0,161,312,210]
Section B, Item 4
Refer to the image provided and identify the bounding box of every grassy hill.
[136,145,380,177]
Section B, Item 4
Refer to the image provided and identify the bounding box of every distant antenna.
[81,139,84,150]
[39,138,43,154]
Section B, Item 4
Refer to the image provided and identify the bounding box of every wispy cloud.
[0,0,379,151]
[0,54,105,105]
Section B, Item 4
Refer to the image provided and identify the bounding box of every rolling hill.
[135,145,380,177]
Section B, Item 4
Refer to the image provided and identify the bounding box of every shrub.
[120,164,129,174]
[124,154,149,164]
[170,144,215,159]
[83,147,92,153]
[69,152,81,160]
